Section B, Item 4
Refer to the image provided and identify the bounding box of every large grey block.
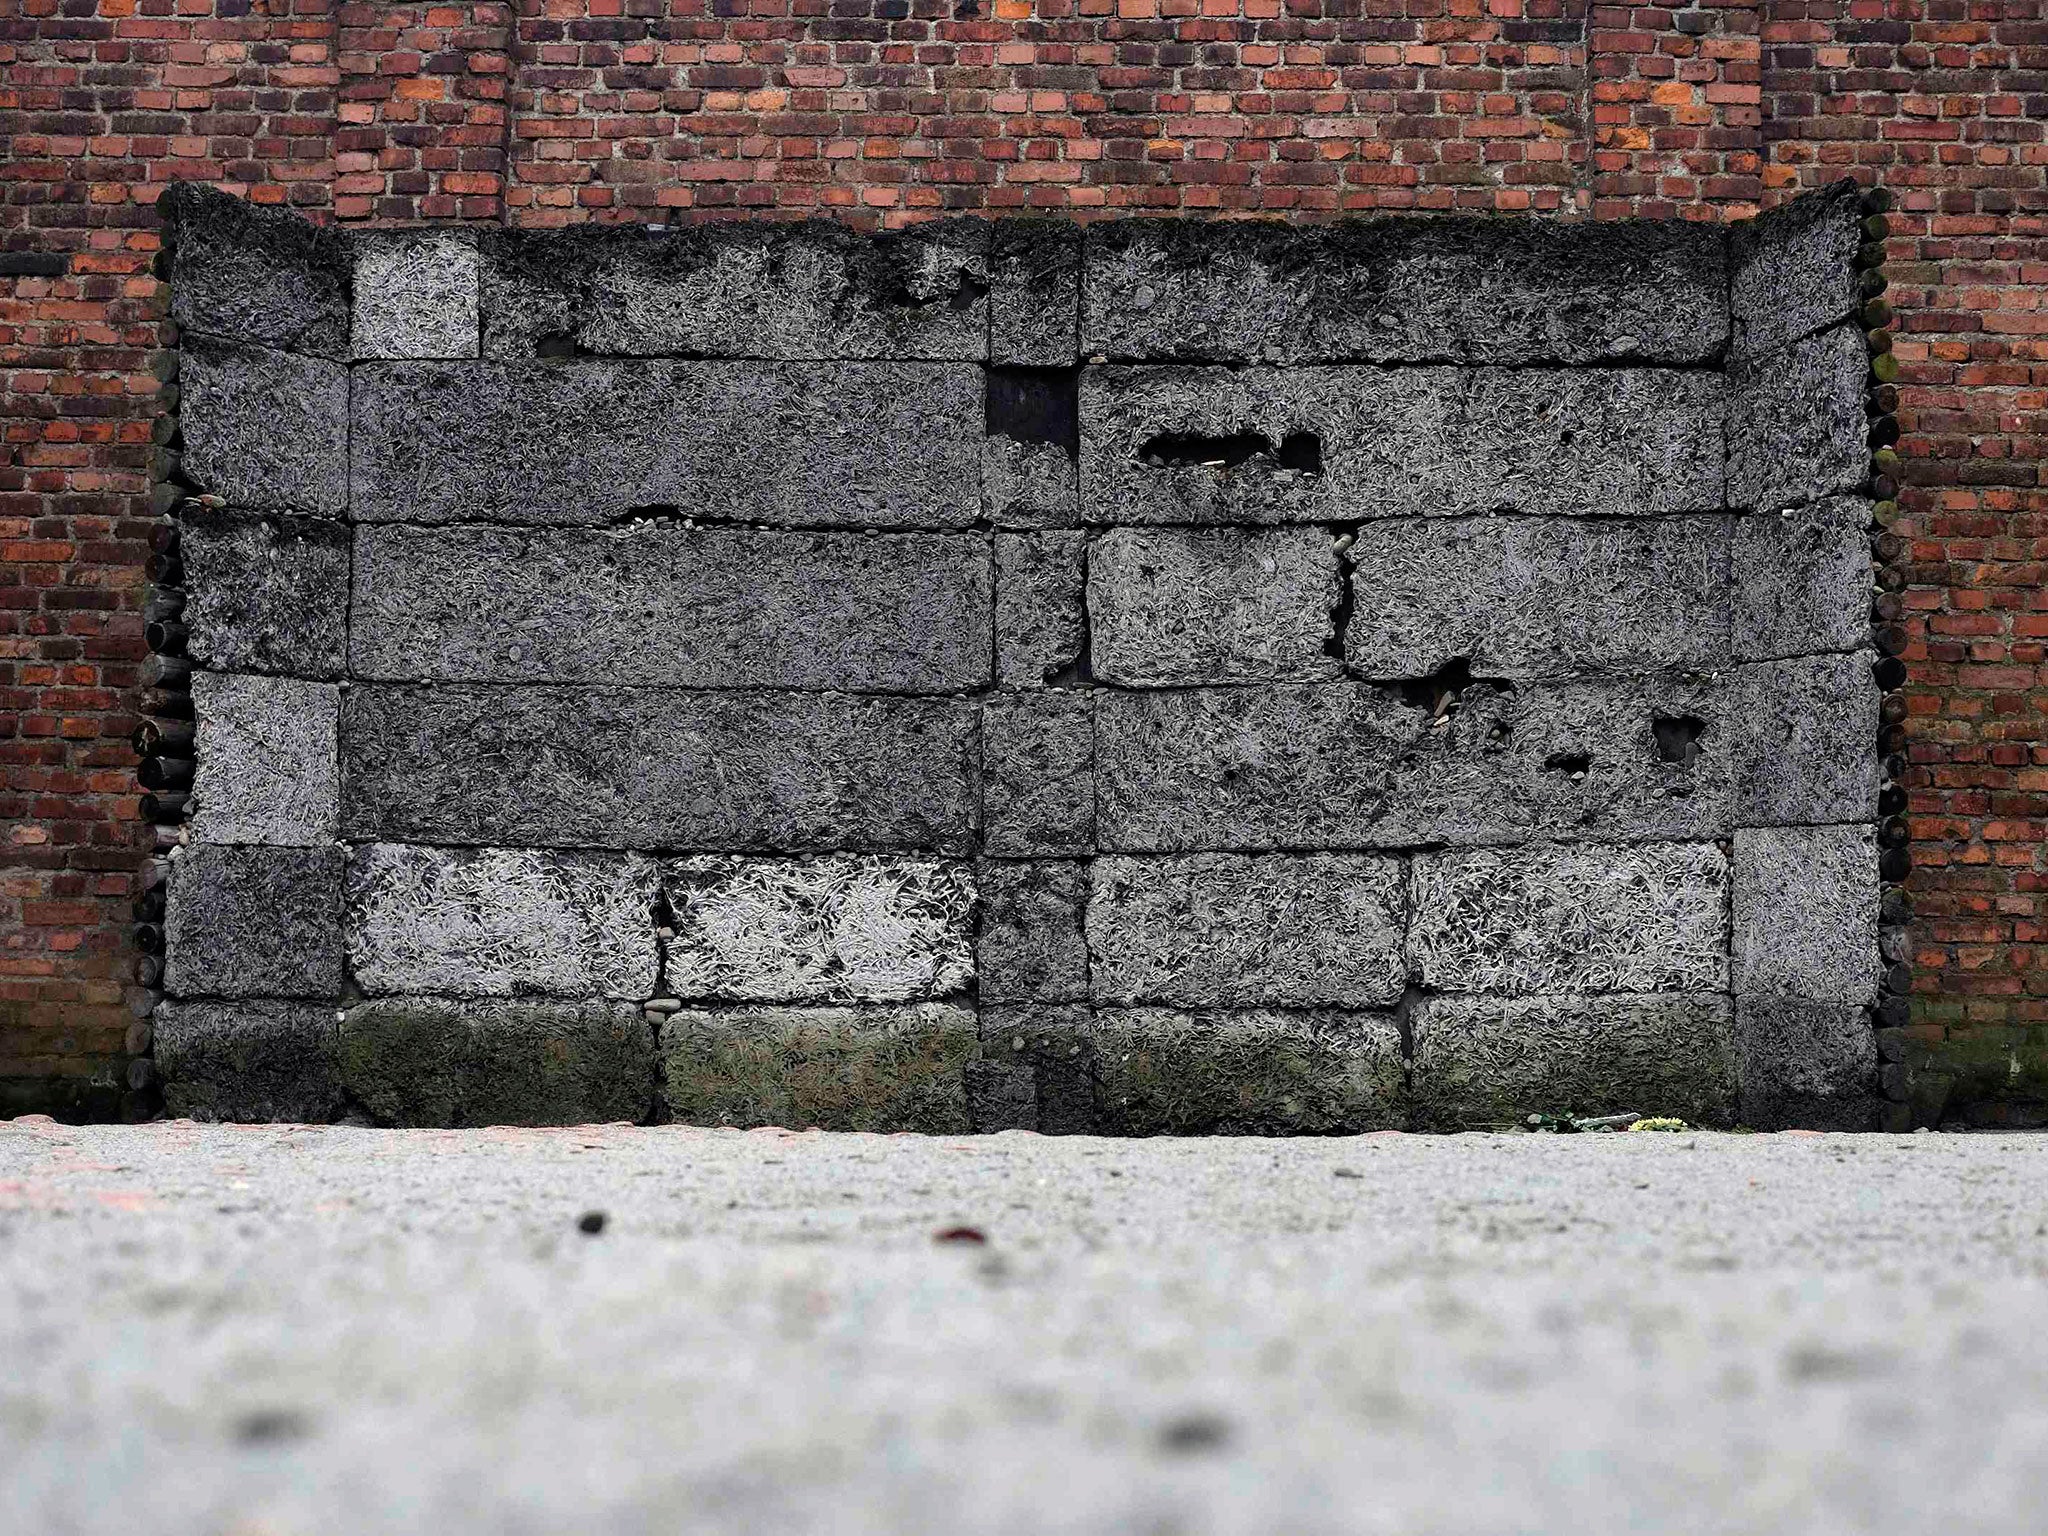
[340,687,978,852]
[1730,499,1874,661]
[995,531,1086,687]
[1088,854,1408,1008]
[478,220,989,360]
[1089,526,1340,686]
[1728,324,1869,512]
[1408,842,1728,996]
[977,860,1089,1005]
[352,230,480,359]
[350,524,992,692]
[978,1003,1099,1134]
[1737,997,1879,1130]
[663,856,975,1004]
[1732,824,1881,1003]
[981,693,1094,857]
[1345,516,1732,679]
[1727,653,1880,826]
[179,338,349,516]
[161,183,350,359]
[349,360,983,528]
[163,846,344,1000]
[1729,181,1863,361]
[992,220,1082,365]
[1081,216,1728,365]
[155,1000,343,1123]
[179,510,348,679]
[662,1004,978,1132]
[339,999,656,1127]
[1079,365,1723,525]
[982,436,1079,529]
[1409,994,1739,1129]
[345,845,662,1000]
[190,672,339,847]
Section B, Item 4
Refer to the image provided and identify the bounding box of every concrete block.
[1081,216,1728,365]
[340,686,979,853]
[995,531,1086,687]
[161,183,350,358]
[1730,498,1873,661]
[977,860,1089,1004]
[1737,997,1880,1130]
[1409,994,1739,1130]
[351,230,480,359]
[1345,516,1732,679]
[155,1000,343,1123]
[180,338,349,516]
[992,219,1082,365]
[982,436,1079,528]
[346,844,662,1000]
[980,693,1094,856]
[1728,324,1869,512]
[350,524,991,692]
[1089,526,1340,685]
[179,510,348,680]
[979,1004,1099,1134]
[662,1004,979,1132]
[1729,181,1862,361]
[1727,653,1881,826]
[163,846,344,1000]
[349,360,983,528]
[1088,854,1408,1008]
[338,999,656,1127]
[1409,842,1728,996]
[1732,824,1881,1003]
[663,856,975,1004]
[189,672,339,847]
[964,1059,1039,1133]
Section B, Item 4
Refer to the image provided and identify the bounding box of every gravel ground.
[4,1119,2046,1536]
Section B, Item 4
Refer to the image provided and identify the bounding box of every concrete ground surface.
[3,1121,2046,1536]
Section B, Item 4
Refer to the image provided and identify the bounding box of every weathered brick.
[1729,499,1873,662]
[1727,324,1869,512]
[163,847,345,1001]
[1732,825,1881,1004]
[981,693,1094,857]
[992,220,1082,367]
[352,229,480,360]
[1729,181,1862,361]
[977,860,1089,1005]
[1737,997,1880,1130]
[155,1000,344,1123]
[995,531,1086,688]
[190,673,339,848]
[180,339,350,517]
[162,183,351,359]
[180,510,349,680]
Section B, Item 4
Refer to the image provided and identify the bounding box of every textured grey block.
[179,510,348,679]
[351,230,480,359]
[964,1058,1040,1133]
[1727,653,1881,826]
[340,687,978,852]
[180,338,349,516]
[161,183,350,358]
[1079,365,1723,525]
[1728,324,1869,512]
[1737,996,1879,1130]
[977,860,1090,1004]
[189,672,339,847]
[350,360,983,528]
[1089,526,1340,686]
[155,1000,343,1123]
[1730,499,1874,661]
[1345,516,1732,679]
[1408,842,1729,996]
[1081,216,1728,365]
[995,531,1086,687]
[983,436,1079,528]
[345,844,661,1000]
[979,1003,1099,1134]
[992,220,1082,365]
[1732,824,1881,1003]
[478,220,989,360]
[1729,181,1863,361]
[163,846,344,1000]
[339,999,656,1127]
[663,856,975,1004]
[981,693,1094,857]
[1409,994,1739,1129]
[1088,854,1407,1008]
[350,524,992,692]
[662,1004,978,1132]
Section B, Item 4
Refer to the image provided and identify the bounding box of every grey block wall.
[156,183,1881,1131]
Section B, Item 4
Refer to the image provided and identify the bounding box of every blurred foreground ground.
[4,1120,2046,1535]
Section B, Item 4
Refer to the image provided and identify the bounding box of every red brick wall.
[3,0,2041,1121]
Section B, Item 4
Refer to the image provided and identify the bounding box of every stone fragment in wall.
[964,1057,1040,1133]
[991,219,1082,366]
[351,524,992,693]
[982,436,1079,528]
[995,531,1087,686]
[179,338,349,516]
[190,673,339,847]
[160,183,351,359]
[338,999,656,1127]
[1725,652,1881,826]
[345,845,662,1000]
[1082,216,1728,364]
[1729,180,1863,361]
[163,846,345,1000]
[1087,854,1408,1008]
[1736,997,1880,1131]
[976,860,1089,1005]
[1732,824,1882,1004]
[661,1003,979,1132]
[1408,993,1739,1130]
[349,359,982,528]
[1727,323,1869,512]
[980,692,1094,857]
[1729,498,1875,661]
[1088,526,1341,685]
[155,1000,344,1123]
[1408,842,1729,996]
[978,1004,1098,1134]
[340,686,979,853]
[352,229,480,360]
[179,510,348,679]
